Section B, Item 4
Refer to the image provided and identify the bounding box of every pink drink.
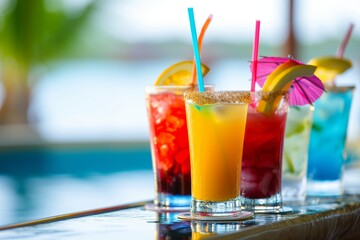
[241,108,287,198]
[241,91,289,210]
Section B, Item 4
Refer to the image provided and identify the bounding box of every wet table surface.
[0,194,359,240]
[1,145,359,239]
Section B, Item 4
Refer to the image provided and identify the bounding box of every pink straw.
[337,23,354,58]
[251,20,261,92]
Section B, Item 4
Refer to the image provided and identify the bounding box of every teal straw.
[187,7,205,92]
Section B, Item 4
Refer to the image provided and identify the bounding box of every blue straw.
[187,8,205,92]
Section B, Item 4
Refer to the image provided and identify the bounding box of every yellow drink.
[184,91,250,217]
[186,103,248,200]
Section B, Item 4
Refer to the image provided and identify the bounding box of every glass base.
[307,179,343,196]
[191,197,241,217]
[282,177,307,202]
[155,193,191,208]
[241,192,283,213]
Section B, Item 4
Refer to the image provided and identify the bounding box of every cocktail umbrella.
[250,56,325,106]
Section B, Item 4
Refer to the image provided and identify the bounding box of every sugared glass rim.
[184,90,251,105]
[184,90,289,105]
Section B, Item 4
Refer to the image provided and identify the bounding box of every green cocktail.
[282,105,313,201]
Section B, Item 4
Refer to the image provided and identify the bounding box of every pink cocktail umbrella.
[250,56,325,106]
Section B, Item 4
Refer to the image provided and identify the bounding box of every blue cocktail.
[307,86,355,196]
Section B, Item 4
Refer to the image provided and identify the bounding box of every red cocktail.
[146,86,192,208]
[241,91,289,211]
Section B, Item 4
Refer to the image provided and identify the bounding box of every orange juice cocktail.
[185,91,250,217]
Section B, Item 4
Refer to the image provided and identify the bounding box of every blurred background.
[0,0,359,226]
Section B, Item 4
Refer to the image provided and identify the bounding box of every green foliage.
[0,0,98,73]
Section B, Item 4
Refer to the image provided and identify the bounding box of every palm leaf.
[0,0,98,71]
[39,1,99,61]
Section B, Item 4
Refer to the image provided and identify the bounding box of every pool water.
[0,142,154,226]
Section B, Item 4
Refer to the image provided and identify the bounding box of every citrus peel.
[307,56,352,83]
[257,60,317,115]
[155,61,210,86]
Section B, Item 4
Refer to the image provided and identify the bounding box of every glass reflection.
[154,212,191,240]
[191,221,242,240]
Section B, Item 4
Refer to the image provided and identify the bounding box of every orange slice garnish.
[155,61,210,86]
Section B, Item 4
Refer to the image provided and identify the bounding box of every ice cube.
[157,156,174,172]
[258,170,273,196]
[166,116,185,132]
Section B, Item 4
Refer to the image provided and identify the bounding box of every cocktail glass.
[145,85,214,209]
[307,86,355,196]
[184,91,250,217]
[241,91,290,213]
[282,105,313,202]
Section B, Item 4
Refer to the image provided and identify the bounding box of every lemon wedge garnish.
[307,56,352,83]
[257,60,317,115]
[155,60,210,86]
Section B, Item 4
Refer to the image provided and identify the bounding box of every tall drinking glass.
[282,105,313,202]
[241,91,289,212]
[145,85,214,209]
[307,86,355,196]
[184,91,250,217]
